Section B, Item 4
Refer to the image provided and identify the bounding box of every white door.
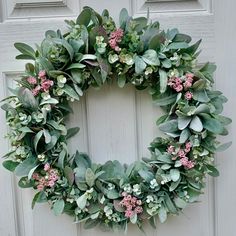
[0,1,235,236]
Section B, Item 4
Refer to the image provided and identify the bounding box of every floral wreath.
[1,7,231,232]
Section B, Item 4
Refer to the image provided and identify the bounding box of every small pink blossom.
[27,76,37,85]
[44,163,50,171]
[48,180,55,187]
[126,195,132,201]
[125,210,134,218]
[186,73,194,79]
[167,145,175,154]
[178,149,186,158]
[32,173,39,180]
[109,28,124,51]
[32,85,41,96]
[185,91,193,100]
[38,70,46,79]
[41,80,53,92]
[175,77,182,84]
[186,160,195,169]
[134,206,143,214]
[174,84,183,92]
[180,157,189,166]
[136,200,142,206]
[37,184,44,191]
[185,142,192,149]
[122,191,127,197]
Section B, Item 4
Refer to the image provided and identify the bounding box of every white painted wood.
[0,0,235,235]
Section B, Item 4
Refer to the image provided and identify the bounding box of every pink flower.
[134,206,143,214]
[185,142,192,149]
[37,184,44,191]
[41,80,53,92]
[175,77,182,84]
[32,173,39,180]
[109,28,124,51]
[125,210,134,218]
[185,91,193,100]
[178,149,186,158]
[27,76,37,85]
[122,191,127,197]
[126,195,132,200]
[32,85,41,96]
[38,70,46,79]
[180,157,189,166]
[167,145,175,154]
[44,163,50,171]
[186,160,195,169]
[186,73,194,79]
[136,200,142,206]
[174,84,183,92]
[48,180,55,187]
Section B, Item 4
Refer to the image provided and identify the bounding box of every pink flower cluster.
[167,73,194,100]
[109,28,124,52]
[120,192,143,218]
[32,163,59,191]
[167,142,195,169]
[27,70,54,96]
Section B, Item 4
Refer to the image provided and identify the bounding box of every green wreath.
[1,7,231,232]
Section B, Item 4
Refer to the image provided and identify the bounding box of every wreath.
[1,7,231,232]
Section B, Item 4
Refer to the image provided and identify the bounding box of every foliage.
[1,7,231,232]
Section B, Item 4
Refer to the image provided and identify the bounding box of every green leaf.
[34,130,43,151]
[161,59,172,68]
[158,206,167,223]
[119,8,129,28]
[179,129,190,143]
[202,118,224,134]
[216,142,232,152]
[14,42,35,60]
[168,42,189,50]
[66,127,80,139]
[31,191,47,209]
[18,87,38,110]
[130,213,138,224]
[194,104,210,114]
[135,56,146,74]
[15,157,37,177]
[36,57,54,73]
[193,90,210,103]
[64,166,75,185]
[66,63,86,70]
[73,84,83,96]
[178,116,191,130]
[85,168,95,187]
[117,74,126,88]
[142,49,160,66]
[2,160,18,172]
[76,193,87,209]
[40,98,59,105]
[63,84,81,101]
[174,197,187,208]
[159,120,178,133]
[173,33,191,43]
[43,129,51,144]
[169,178,181,191]
[52,38,74,61]
[84,219,100,229]
[153,93,177,106]
[206,164,219,177]
[159,69,168,93]
[170,169,180,182]
[53,199,65,216]
[76,8,91,26]
[189,116,203,132]
[107,189,120,199]
[18,176,34,188]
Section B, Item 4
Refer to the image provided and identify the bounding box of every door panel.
[0,1,234,236]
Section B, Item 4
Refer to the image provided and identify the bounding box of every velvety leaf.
[142,49,160,66]
[117,74,126,88]
[76,193,87,209]
[76,8,91,26]
[206,164,220,177]
[178,116,191,130]
[2,160,18,172]
[64,166,75,185]
[53,199,65,216]
[85,168,95,187]
[15,157,37,177]
[174,197,187,208]
[63,84,81,101]
[18,87,38,110]
[170,169,180,182]
[135,56,146,74]
[119,8,129,28]
[159,120,178,133]
[216,141,232,152]
[14,42,35,60]
[158,206,167,223]
[66,127,80,139]
[189,116,203,132]
[202,117,224,134]
[159,69,168,93]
